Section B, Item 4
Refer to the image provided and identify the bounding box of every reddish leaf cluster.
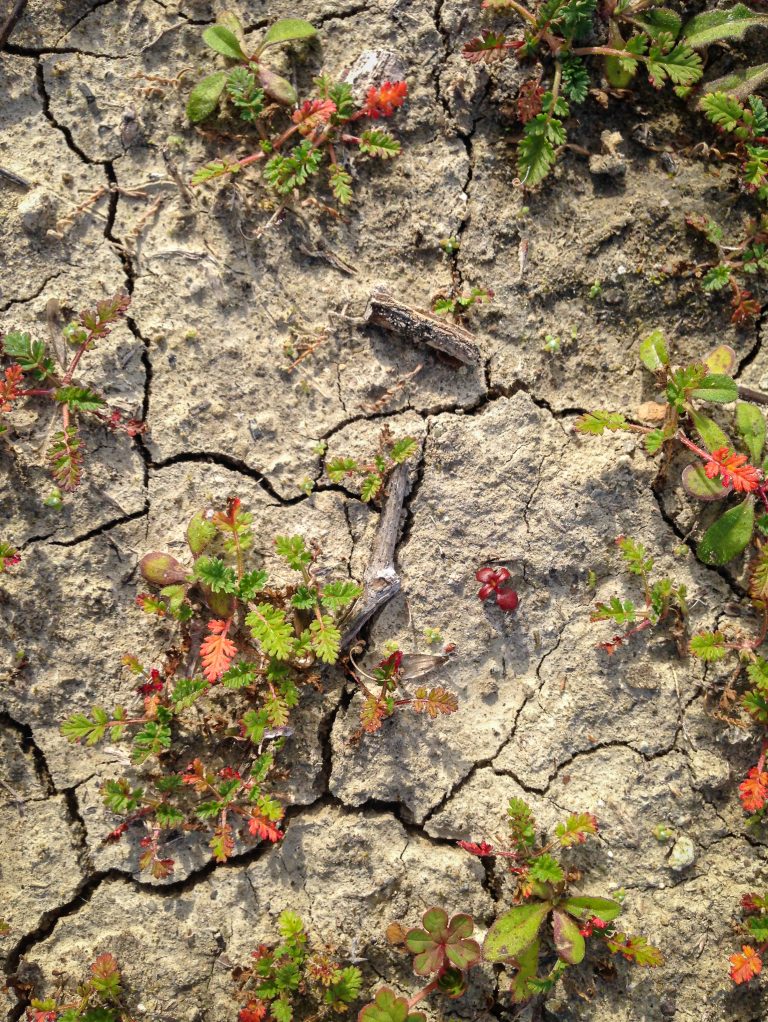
[292,98,336,134]
[579,915,608,938]
[201,618,237,682]
[739,766,768,812]
[457,840,494,856]
[137,667,163,696]
[732,288,762,325]
[239,1002,267,1022]
[248,813,283,842]
[704,446,761,493]
[0,363,23,412]
[730,944,763,984]
[363,81,408,118]
[476,566,519,612]
[517,80,544,122]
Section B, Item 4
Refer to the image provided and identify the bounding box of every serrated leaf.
[186,71,228,122]
[246,604,295,659]
[689,631,728,660]
[689,409,731,453]
[575,410,628,435]
[691,373,738,403]
[697,495,755,565]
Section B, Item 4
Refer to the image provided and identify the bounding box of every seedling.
[476,566,519,612]
[459,797,661,1001]
[431,287,493,320]
[590,536,687,654]
[729,892,768,984]
[0,541,20,573]
[358,908,481,1022]
[233,911,362,1022]
[347,649,458,736]
[61,497,363,875]
[0,294,143,493]
[325,429,418,502]
[24,954,130,1022]
[462,0,705,185]
[687,212,768,324]
[187,15,407,207]
[463,1,768,187]
[577,332,768,569]
[700,92,768,204]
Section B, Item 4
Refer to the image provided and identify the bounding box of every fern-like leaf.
[200,619,237,682]
[47,426,83,491]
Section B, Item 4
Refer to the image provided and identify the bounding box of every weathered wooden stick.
[361,284,483,367]
[738,384,768,406]
[341,460,410,650]
[0,0,28,50]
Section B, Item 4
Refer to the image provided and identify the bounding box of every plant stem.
[408,980,439,1008]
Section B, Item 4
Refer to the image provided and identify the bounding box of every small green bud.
[44,487,63,510]
[652,823,673,843]
[139,551,188,587]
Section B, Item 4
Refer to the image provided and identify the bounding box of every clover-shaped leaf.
[405,907,481,977]
[357,988,425,1022]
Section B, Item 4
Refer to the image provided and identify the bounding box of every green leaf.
[291,585,318,610]
[552,909,586,965]
[689,631,728,660]
[186,71,228,122]
[359,129,401,159]
[239,569,268,600]
[246,604,295,659]
[737,402,766,463]
[2,331,55,377]
[358,989,426,1022]
[484,902,551,962]
[683,4,768,48]
[634,8,682,39]
[193,555,237,594]
[639,329,669,371]
[702,265,732,291]
[529,853,564,885]
[101,779,143,814]
[697,495,755,565]
[326,456,358,482]
[131,721,172,764]
[517,114,563,185]
[591,596,636,625]
[275,534,311,570]
[360,474,383,502]
[691,374,738,403]
[260,18,317,48]
[689,409,730,453]
[617,536,653,576]
[321,580,362,612]
[700,63,768,102]
[264,140,322,193]
[309,615,341,663]
[329,163,353,205]
[226,67,265,122]
[681,463,731,501]
[54,386,105,412]
[560,895,623,922]
[510,937,540,1003]
[202,25,246,59]
[390,437,418,463]
[646,40,702,88]
[575,410,628,435]
[171,677,207,710]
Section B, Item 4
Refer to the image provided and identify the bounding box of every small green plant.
[0,294,143,493]
[325,429,418,501]
[700,92,768,203]
[431,287,493,319]
[25,953,130,1022]
[687,212,767,324]
[61,497,363,876]
[233,911,362,1022]
[591,536,687,654]
[0,541,20,573]
[359,908,481,1022]
[577,332,768,569]
[459,798,661,1001]
[187,15,407,207]
[463,0,705,186]
[348,649,458,737]
[422,626,443,645]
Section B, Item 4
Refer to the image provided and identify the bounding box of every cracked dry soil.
[2,1,768,1020]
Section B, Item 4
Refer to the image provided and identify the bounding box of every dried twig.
[341,460,411,650]
[358,283,482,366]
[738,384,768,406]
[361,363,423,413]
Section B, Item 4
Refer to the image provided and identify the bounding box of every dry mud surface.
[1,1,768,1020]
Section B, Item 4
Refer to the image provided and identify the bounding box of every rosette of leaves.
[60,497,363,876]
[326,429,418,502]
[187,16,318,121]
[354,650,458,736]
[358,909,481,1022]
[577,331,768,568]
[234,911,362,1022]
[0,540,20,573]
[0,293,142,494]
[186,14,407,207]
[26,953,129,1022]
[461,0,704,186]
[590,536,687,655]
[686,212,768,325]
[460,798,661,1001]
